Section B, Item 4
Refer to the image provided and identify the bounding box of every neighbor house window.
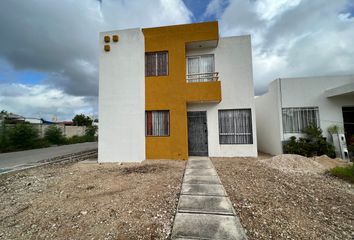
[145,110,170,136]
[219,109,253,144]
[145,51,168,76]
[282,107,320,133]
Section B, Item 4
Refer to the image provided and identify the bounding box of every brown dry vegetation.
[0,160,185,240]
[212,155,354,240]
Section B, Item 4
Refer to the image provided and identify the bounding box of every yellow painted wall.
[143,22,220,160]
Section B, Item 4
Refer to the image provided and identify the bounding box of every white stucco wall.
[98,28,145,162]
[255,80,283,155]
[187,36,258,157]
[256,75,354,155]
[280,75,354,140]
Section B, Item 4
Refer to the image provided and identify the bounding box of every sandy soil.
[0,159,185,240]
[212,155,354,240]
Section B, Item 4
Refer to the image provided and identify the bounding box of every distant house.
[99,21,257,162]
[255,75,354,156]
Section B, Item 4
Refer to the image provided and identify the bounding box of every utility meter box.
[332,133,349,160]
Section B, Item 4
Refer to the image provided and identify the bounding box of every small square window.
[145,51,168,76]
[145,110,170,136]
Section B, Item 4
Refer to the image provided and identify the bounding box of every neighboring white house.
[255,75,354,156]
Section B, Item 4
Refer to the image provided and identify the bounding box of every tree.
[8,124,39,150]
[72,114,93,126]
[44,125,65,145]
[85,125,98,142]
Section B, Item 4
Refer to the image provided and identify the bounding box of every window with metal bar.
[145,110,170,136]
[219,109,253,144]
[186,54,216,82]
[282,107,320,133]
[145,51,168,76]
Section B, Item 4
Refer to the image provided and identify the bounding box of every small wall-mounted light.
[104,35,110,43]
[112,35,119,42]
[104,45,110,52]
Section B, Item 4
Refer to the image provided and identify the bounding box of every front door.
[187,111,208,156]
[342,107,354,145]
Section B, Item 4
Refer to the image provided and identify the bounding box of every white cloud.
[0,83,95,121]
[204,0,228,19]
[0,0,192,119]
[218,0,354,95]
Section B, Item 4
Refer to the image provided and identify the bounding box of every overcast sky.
[0,0,353,120]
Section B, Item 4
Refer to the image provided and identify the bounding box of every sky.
[0,0,353,120]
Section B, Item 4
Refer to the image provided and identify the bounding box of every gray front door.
[187,111,208,156]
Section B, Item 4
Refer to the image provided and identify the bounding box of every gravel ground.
[0,159,185,240]
[212,155,354,240]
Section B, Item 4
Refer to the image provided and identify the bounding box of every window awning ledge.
[325,82,354,98]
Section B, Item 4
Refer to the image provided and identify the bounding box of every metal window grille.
[282,107,320,133]
[219,109,253,144]
[145,51,168,76]
[145,110,170,136]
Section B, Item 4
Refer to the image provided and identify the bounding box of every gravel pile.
[259,154,326,174]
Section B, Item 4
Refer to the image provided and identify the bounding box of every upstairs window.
[145,51,168,76]
[187,54,216,82]
[219,109,253,144]
[145,110,170,136]
[282,107,320,133]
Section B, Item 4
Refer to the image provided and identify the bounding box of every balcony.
[185,72,221,103]
[186,72,219,83]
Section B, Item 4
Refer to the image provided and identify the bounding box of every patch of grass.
[329,164,354,183]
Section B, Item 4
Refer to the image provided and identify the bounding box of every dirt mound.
[313,155,351,170]
[259,154,326,174]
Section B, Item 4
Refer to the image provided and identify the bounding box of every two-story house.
[98,22,257,162]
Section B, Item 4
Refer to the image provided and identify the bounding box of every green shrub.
[44,125,66,145]
[283,124,336,158]
[33,138,51,149]
[329,164,354,183]
[8,124,40,150]
[84,125,97,142]
[66,135,85,144]
[0,122,10,152]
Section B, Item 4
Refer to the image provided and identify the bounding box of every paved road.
[0,142,98,169]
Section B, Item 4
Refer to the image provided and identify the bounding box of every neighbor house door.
[187,111,208,156]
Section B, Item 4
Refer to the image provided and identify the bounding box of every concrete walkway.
[171,157,247,240]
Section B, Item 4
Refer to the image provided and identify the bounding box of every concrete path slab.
[178,195,235,215]
[185,168,217,176]
[186,161,213,169]
[172,213,247,240]
[181,183,227,196]
[183,175,221,184]
[171,156,248,239]
[188,156,210,161]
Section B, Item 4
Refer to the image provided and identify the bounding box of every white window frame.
[218,109,253,144]
[282,107,320,134]
[186,54,215,75]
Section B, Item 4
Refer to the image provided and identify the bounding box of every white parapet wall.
[98,28,145,162]
[255,80,283,155]
[187,36,258,157]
